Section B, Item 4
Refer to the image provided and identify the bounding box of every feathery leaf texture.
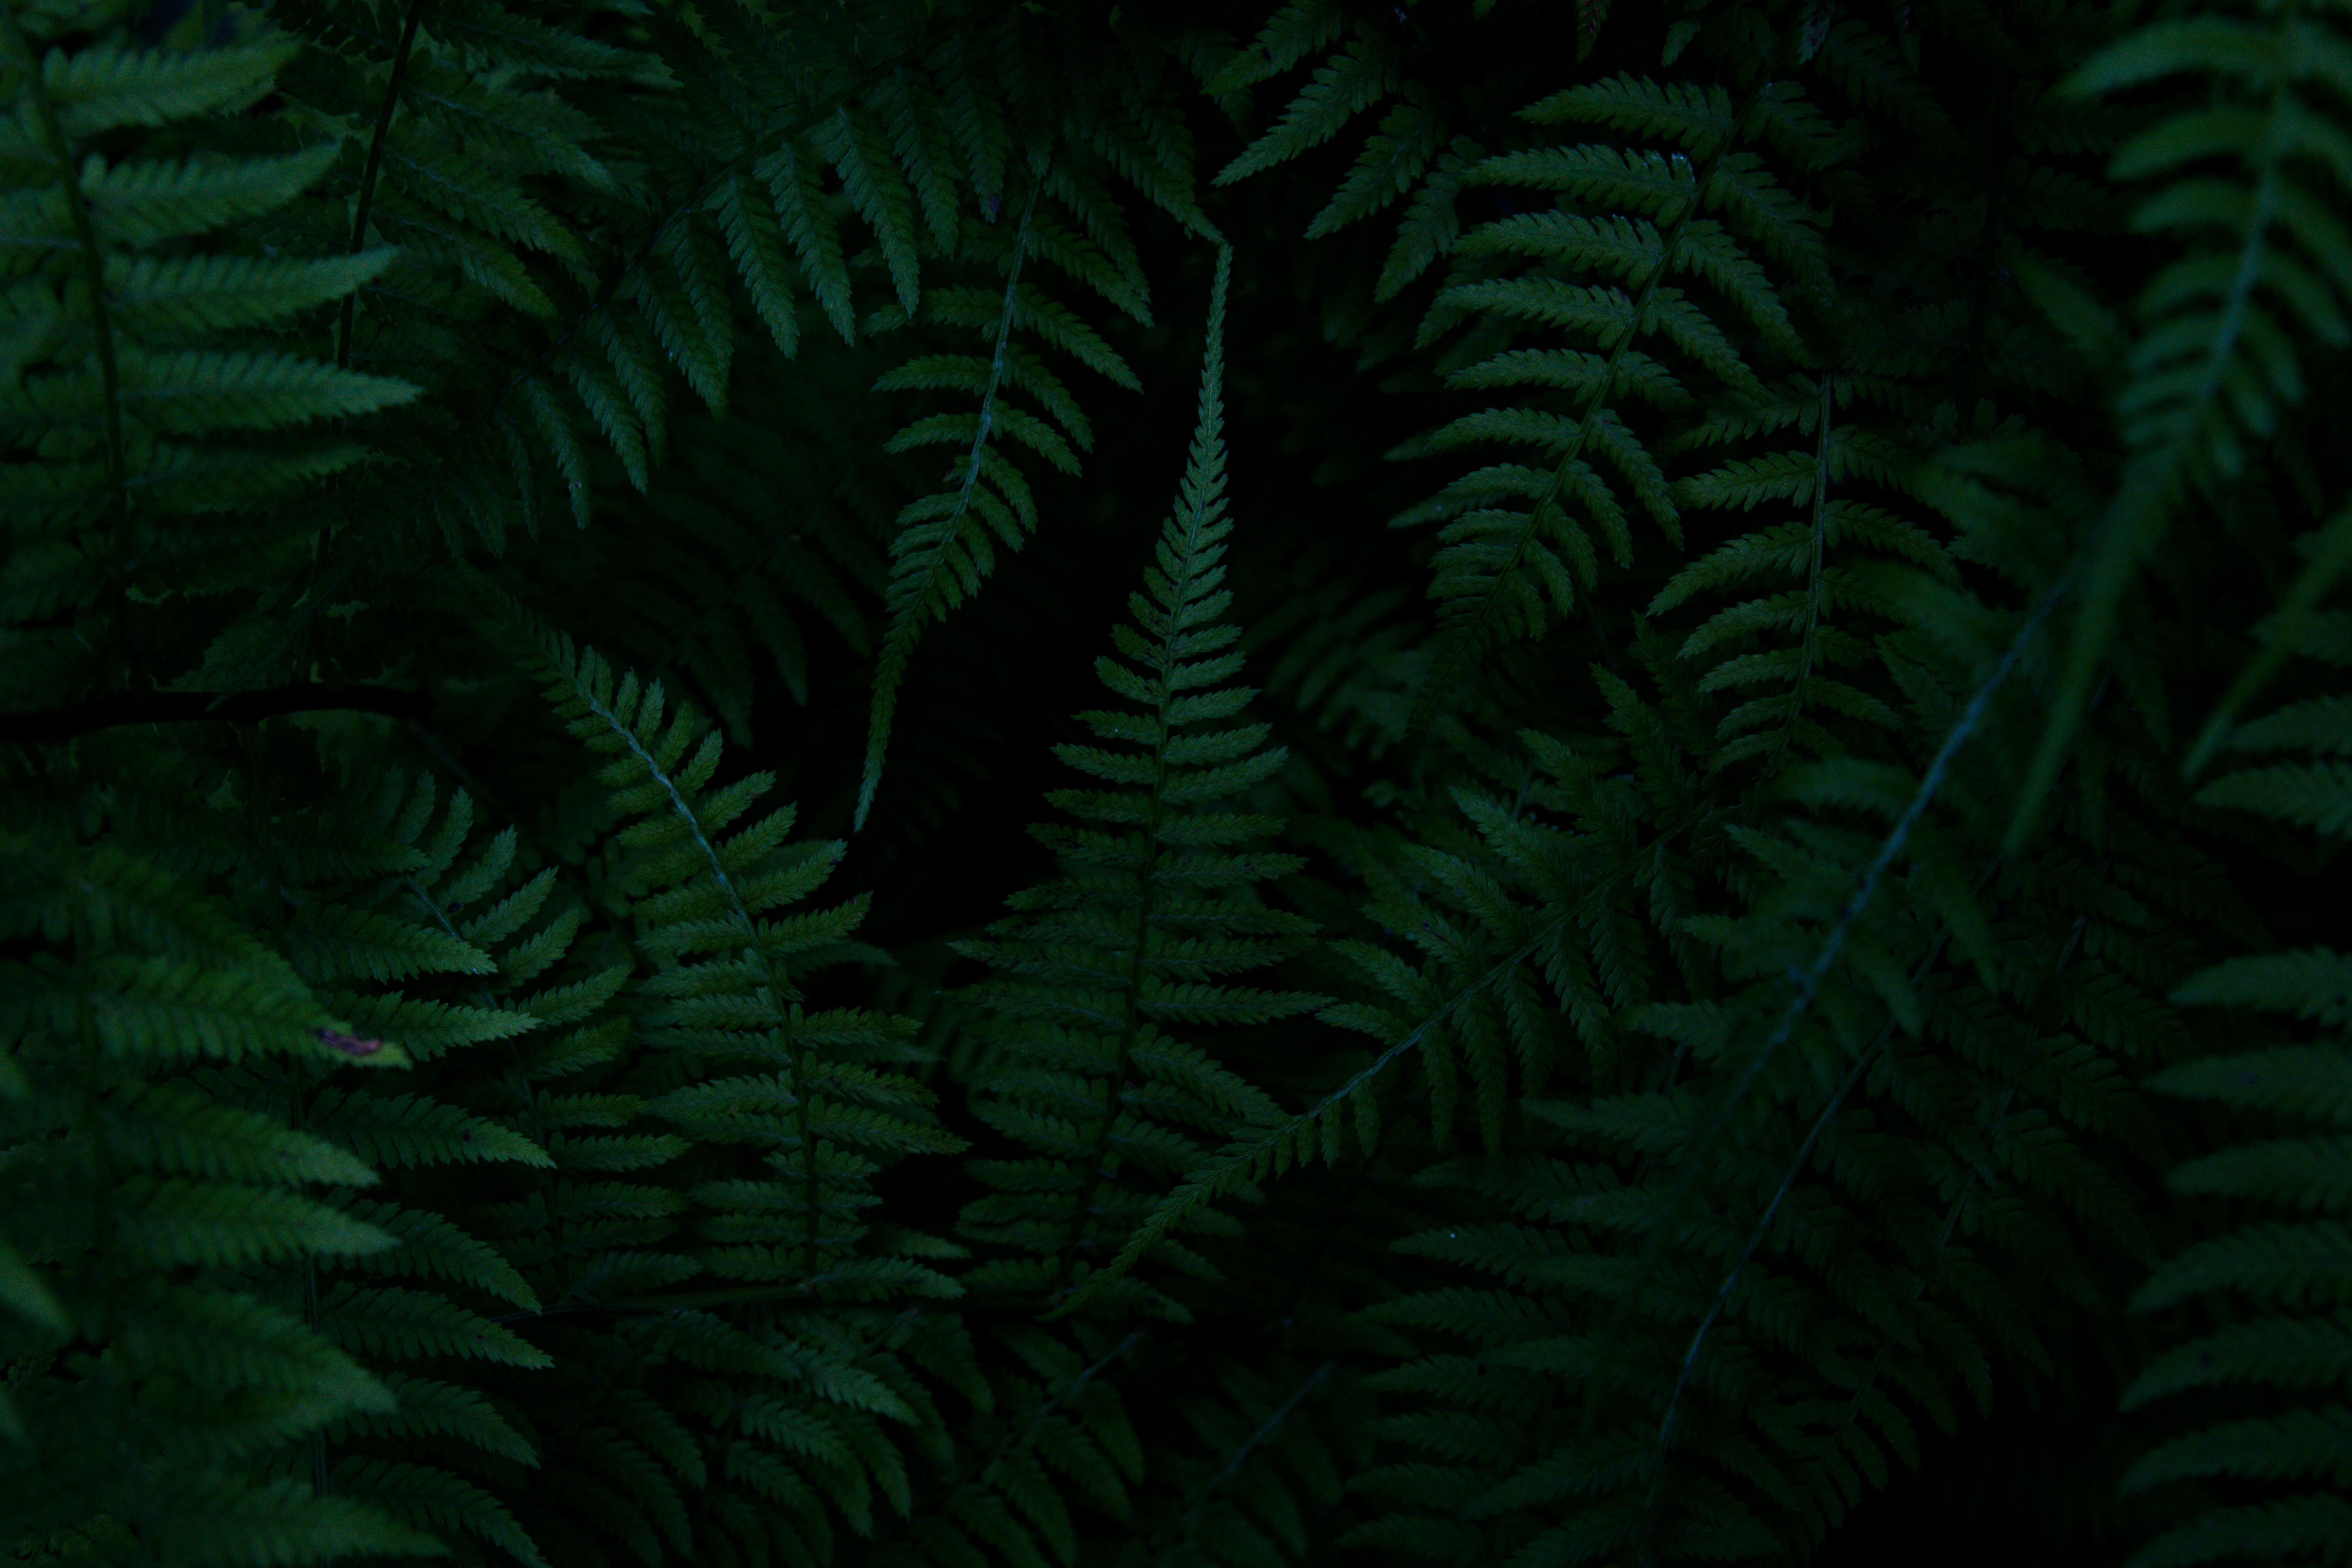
[954,248,1322,1324]
[2011,0,2352,848]
[858,20,1222,827]
[0,832,417,1565]
[1393,73,1832,743]
[3,2,2350,1567]
[2127,605,2352,1568]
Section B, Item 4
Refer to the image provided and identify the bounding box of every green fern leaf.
[139,1475,445,1568]
[1306,91,1442,239]
[113,1176,396,1269]
[758,137,858,346]
[330,1372,538,1466]
[1216,32,1397,188]
[331,1457,547,1567]
[953,248,1324,1323]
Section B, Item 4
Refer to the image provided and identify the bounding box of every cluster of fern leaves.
[3,0,2349,1565]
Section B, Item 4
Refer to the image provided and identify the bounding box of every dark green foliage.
[4,0,2352,1566]
[951,246,1329,1325]
[2122,597,2352,1568]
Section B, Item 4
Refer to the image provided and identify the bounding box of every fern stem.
[1018,1328,1145,1449]
[1166,1361,1332,1550]
[1057,817,1155,1287]
[959,167,1045,530]
[2009,138,2284,850]
[1643,1042,1871,1533]
[1797,912,2089,1508]
[297,0,427,657]
[792,1004,821,1281]
[334,0,428,375]
[1697,557,2076,1161]
[1637,750,2089,1550]
[1605,623,2040,1375]
[3,8,129,601]
[870,1327,1142,1561]
[1638,862,2028,1556]
[1059,790,1721,1317]
[564,667,833,1281]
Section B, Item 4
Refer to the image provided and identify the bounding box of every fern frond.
[951,247,1320,1325]
[0,826,417,1565]
[2012,2,2352,845]
[1650,377,1958,774]
[2127,591,2352,1567]
[1398,72,1830,741]
[0,1,417,714]
[494,611,964,1298]
[858,120,1172,826]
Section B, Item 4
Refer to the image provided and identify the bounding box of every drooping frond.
[1390,70,1833,741]
[856,18,1221,827]
[2006,0,2352,845]
[493,599,968,1305]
